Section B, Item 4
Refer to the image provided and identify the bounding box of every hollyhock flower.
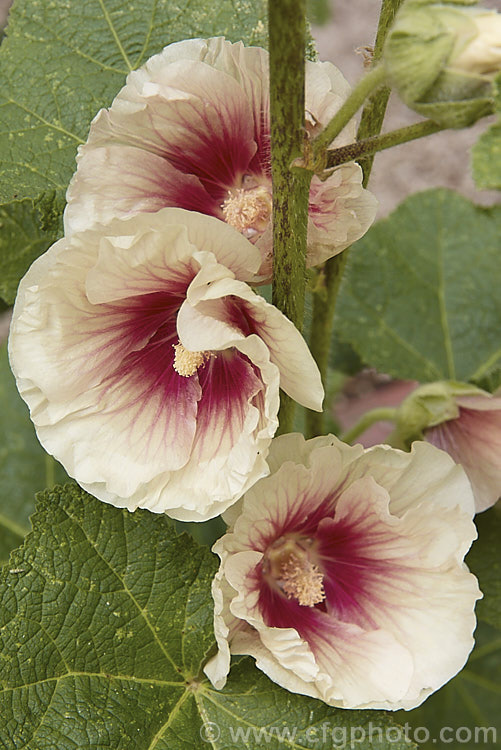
[425,395,501,513]
[64,37,378,281]
[205,433,480,710]
[392,381,501,513]
[8,208,323,522]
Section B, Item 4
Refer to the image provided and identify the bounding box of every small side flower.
[393,381,501,513]
[205,433,480,710]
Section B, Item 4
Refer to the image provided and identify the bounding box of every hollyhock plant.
[8,208,323,522]
[205,433,481,710]
[63,37,378,281]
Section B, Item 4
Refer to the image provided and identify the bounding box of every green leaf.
[0,0,267,204]
[0,343,67,564]
[198,659,415,749]
[0,484,416,749]
[471,123,501,190]
[0,195,62,304]
[396,623,501,750]
[467,505,501,632]
[335,190,501,383]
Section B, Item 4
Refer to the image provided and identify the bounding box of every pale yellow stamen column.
[281,555,325,607]
[173,343,210,377]
[222,185,272,237]
[263,536,326,608]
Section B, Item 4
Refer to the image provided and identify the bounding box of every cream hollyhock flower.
[64,37,377,282]
[205,433,480,710]
[8,209,323,522]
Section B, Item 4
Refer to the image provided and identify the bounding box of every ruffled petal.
[179,275,324,411]
[305,59,355,145]
[343,440,476,518]
[89,57,256,190]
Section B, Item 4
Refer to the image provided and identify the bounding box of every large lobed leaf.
[335,189,501,384]
[0,484,416,750]
[0,0,267,204]
[471,123,501,191]
[0,194,62,304]
[0,343,67,565]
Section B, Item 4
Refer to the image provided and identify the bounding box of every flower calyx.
[391,379,488,447]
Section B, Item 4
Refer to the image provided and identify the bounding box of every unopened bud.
[383,0,500,127]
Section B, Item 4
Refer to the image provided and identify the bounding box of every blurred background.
[310,0,500,219]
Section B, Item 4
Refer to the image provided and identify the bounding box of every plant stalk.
[340,407,398,445]
[311,65,386,161]
[269,0,311,434]
[305,0,404,438]
[325,119,444,168]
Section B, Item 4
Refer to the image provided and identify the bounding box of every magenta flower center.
[262,535,326,608]
[222,177,272,239]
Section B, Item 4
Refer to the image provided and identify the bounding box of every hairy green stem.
[305,257,345,437]
[357,0,406,183]
[269,0,311,434]
[340,407,398,445]
[312,65,386,161]
[306,0,403,438]
[325,119,444,168]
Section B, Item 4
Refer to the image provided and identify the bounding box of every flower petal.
[179,275,324,411]
[65,145,217,235]
[426,400,501,512]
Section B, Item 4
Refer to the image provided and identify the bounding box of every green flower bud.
[384,0,500,127]
[391,380,487,448]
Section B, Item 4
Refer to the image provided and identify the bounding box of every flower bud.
[383,0,500,127]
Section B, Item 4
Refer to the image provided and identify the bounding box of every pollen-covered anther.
[280,554,326,607]
[222,185,272,236]
[173,343,210,377]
